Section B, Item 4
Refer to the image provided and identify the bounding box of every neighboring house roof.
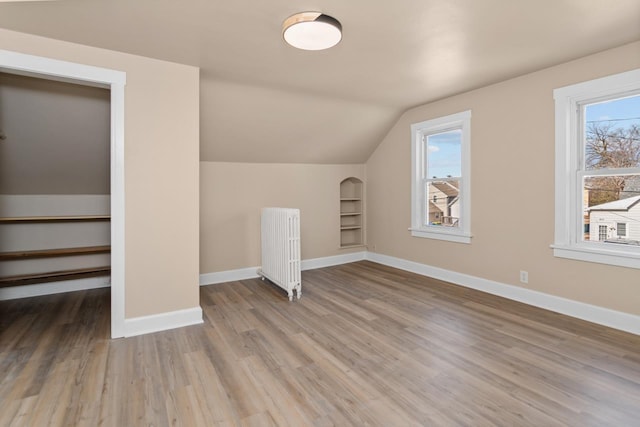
[588,195,640,212]
[431,181,459,197]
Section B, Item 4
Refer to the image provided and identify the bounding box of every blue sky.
[426,130,461,178]
[585,94,640,129]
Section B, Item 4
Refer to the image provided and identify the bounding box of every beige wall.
[200,162,365,273]
[199,78,398,164]
[366,41,640,316]
[0,29,200,318]
[3,28,636,322]
[0,73,110,194]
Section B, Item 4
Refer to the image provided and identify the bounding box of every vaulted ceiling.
[1,0,639,163]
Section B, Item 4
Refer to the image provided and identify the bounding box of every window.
[599,225,608,242]
[553,68,640,269]
[411,110,471,243]
[617,223,627,238]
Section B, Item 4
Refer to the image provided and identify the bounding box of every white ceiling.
[0,0,639,163]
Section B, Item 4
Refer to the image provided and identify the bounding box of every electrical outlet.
[519,270,529,284]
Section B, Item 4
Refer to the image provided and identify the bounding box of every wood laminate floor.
[1,261,639,426]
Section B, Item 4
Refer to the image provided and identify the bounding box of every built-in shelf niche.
[0,215,111,288]
[340,177,364,248]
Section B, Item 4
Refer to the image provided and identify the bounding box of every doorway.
[0,49,126,338]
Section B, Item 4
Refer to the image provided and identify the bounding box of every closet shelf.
[0,266,111,288]
[0,215,110,223]
[0,245,111,260]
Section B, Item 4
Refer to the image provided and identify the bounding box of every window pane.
[426,130,461,178]
[584,94,640,170]
[583,174,640,245]
[426,179,460,228]
[598,225,607,241]
[617,223,627,237]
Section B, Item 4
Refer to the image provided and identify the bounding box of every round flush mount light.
[282,12,342,51]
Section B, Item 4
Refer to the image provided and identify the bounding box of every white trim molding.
[200,266,260,286]
[200,251,367,286]
[411,110,472,244]
[366,252,640,336]
[0,277,111,301]
[123,306,203,338]
[301,251,366,271]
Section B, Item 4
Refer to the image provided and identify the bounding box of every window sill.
[551,244,640,269]
[409,227,472,244]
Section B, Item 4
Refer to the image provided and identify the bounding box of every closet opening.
[0,50,126,337]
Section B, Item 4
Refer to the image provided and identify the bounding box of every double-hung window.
[411,110,471,243]
[553,69,640,269]
[617,223,628,238]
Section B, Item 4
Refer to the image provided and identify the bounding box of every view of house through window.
[411,110,470,243]
[582,94,640,246]
[425,130,462,227]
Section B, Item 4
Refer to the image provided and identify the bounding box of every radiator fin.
[260,208,301,301]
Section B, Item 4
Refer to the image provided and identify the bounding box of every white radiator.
[259,208,301,301]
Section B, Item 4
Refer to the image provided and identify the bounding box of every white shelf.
[340,178,364,248]
[0,217,111,287]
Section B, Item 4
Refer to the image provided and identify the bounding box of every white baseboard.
[199,251,367,286]
[199,266,260,286]
[123,306,203,338]
[0,276,111,301]
[366,252,640,336]
[301,251,367,271]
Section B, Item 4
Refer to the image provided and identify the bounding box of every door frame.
[0,49,126,338]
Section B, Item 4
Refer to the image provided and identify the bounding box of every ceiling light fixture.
[282,12,342,51]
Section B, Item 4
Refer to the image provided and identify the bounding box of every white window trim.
[552,68,640,269]
[410,110,472,244]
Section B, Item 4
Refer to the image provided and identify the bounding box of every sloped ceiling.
[0,0,639,163]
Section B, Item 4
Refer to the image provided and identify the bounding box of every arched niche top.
[340,177,363,199]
